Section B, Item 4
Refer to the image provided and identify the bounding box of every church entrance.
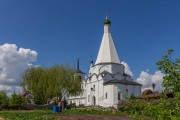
[92,96,96,106]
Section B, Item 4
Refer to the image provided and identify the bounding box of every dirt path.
[0,117,4,120]
[49,114,132,120]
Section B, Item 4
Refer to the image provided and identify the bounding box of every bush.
[66,103,76,109]
[118,98,180,120]
[62,107,124,115]
[0,91,9,108]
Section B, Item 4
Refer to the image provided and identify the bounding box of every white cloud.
[0,43,37,95]
[121,61,164,92]
[121,61,133,76]
[137,70,164,92]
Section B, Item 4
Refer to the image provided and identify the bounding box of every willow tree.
[22,64,82,105]
[22,66,46,104]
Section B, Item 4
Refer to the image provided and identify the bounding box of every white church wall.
[116,84,129,99]
[97,75,102,80]
[94,81,99,105]
[85,80,98,106]
[125,84,141,97]
[102,84,134,106]
[103,84,114,107]
[111,64,124,74]
[113,73,124,80]
[91,66,97,74]
[68,97,86,106]
[92,66,99,75]
[102,74,112,83]
[91,75,97,82]
[115,84,141,100]
[134,85,141,96]
[99,80,104,105]
[113,85,119,105]
[126,85,134,97]
[99,65,110,73]
[85,82,91,106]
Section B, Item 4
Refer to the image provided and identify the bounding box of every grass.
[61,108,127,115]
[0,110,57,120]
[0,108,128,120]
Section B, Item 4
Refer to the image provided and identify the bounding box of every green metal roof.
[104,18,111,25]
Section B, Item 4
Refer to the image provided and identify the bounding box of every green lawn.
[0,109,129,120]
[0,110,57,120]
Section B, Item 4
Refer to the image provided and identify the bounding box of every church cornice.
[92,62,125,67]
[104,79,142,86]
[88,71,124,80]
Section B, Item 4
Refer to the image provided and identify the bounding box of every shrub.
[118,98,180,120]
[66,103,76,109]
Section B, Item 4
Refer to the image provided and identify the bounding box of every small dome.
[142,89,153,96]
[104,18,111,25]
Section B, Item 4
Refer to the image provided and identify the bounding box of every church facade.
[68,17,142,107]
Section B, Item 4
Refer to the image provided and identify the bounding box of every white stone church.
[68,17,142,107]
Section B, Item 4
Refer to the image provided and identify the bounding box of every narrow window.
[88,95,90,102]
[118,91,121,100]
[91,88,93,91]
[118,93,121,100]
[126,89,128,93]
[106,93,107,99]
[93,85,95,91]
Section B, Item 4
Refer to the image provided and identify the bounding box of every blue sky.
[0,0,180,79]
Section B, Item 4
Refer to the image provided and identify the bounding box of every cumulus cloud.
[137,70,164,92]
[121,61,164,92]
[121,61,133,76]
[0,43,37,95]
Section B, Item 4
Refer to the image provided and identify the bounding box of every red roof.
[20,91,28,97]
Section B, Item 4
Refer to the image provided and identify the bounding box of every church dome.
[104,18,111,25]
[142,89,153,96]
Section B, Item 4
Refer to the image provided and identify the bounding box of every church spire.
[95,17,120,64]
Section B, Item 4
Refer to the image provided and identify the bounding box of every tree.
[0,91,9,107]
[22,64,82,105]
[9,92,23,107]
[22,66,48,105]
[157,49,180,96]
